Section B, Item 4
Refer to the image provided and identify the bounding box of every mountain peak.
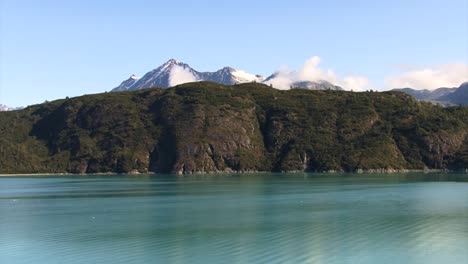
[155,59,188,73]
[164,58,183,66]
[221,66,235,72]
[112,74,140,92]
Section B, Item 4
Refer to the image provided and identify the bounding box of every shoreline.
[0,169,465,177]
[0,172,120,177]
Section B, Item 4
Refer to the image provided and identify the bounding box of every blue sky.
[1,0,467,106]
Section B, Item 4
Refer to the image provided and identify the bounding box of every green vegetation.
[1,82,467,174]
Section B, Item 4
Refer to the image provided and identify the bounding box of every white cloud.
[264,56,370,91]
[169,65,198,86]
[342,76,370,92]
[266,67,294,90]
[385,63,468,90]
[298,56,331,81]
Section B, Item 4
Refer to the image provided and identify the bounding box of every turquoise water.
[1,173,468,264]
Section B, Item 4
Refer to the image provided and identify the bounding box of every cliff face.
[0,82,467,174]
[151,88,267,173]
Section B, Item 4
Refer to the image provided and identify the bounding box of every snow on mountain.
[291,80,343,90]
[264,72,343,90]
[112,74,140,92]
[128,59,199,91]
[201,67,239,85]
[111,59,264,92]
[231,69,264,83]
[110,59,352,92]
[0,104,8,111]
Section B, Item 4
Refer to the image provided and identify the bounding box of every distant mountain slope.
[392,87,457,101]
[1,82,467,174]
[437,82,468,105]
[393,82,467,105]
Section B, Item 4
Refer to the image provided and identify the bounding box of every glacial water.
[1,173,467,264]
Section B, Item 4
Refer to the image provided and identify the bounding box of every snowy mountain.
[202,67,264,85]
[126,59,198,90]
[111,59,342,92]
[0,104,8,111]
[263,73,343,91]
[113,75,140,92]
[112,59,264,92]
[291,81,343,90]
[226,68,264,84]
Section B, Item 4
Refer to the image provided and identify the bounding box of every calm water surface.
[1,173,468,264]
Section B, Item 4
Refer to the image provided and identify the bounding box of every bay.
[1,173,467,264]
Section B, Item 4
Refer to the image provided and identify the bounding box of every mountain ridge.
[392,82,468,106]
[1,82,467,174]
[437,82,468,105]
[112,59,265,91]
[112,59,343,92]
[112,59,466,98]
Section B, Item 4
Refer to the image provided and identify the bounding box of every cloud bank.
[166,57,466,91]
[169,65,198,86]
[264,56,370,91]
[385,63,468,90]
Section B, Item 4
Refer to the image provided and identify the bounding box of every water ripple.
[1,173,468,264]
